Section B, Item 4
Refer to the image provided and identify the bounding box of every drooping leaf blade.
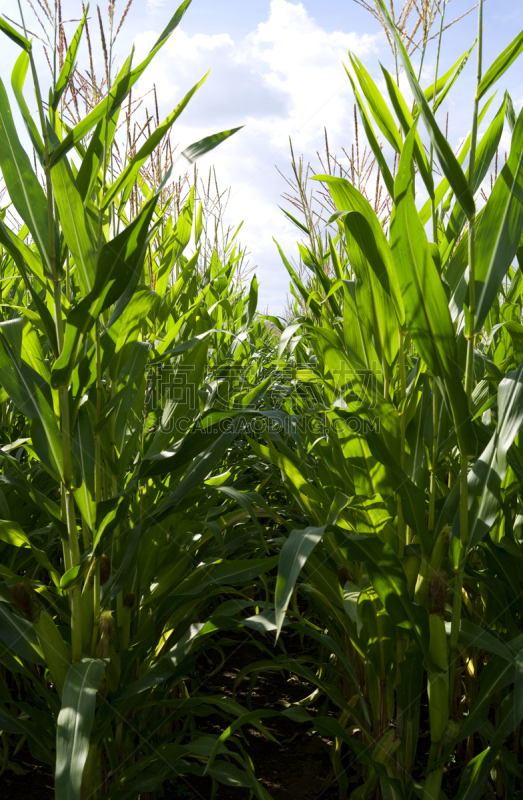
[55,659,104,800]
[0,16,31,50]
[11,50,44,157]
[0,78,51,272]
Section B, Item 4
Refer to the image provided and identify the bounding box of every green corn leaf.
[50,0,193,165]
[349,53,402,152]
[52,6,88,110]
[319,175,405,327]
[194,200,204,244]
[142,428,223,480]
[71,405,96,531]
[11,50,44,157]
[249,436,328,523]
[364,429,431,555]
[206,762,271,800]
[344,536,429,655]
[242,274,258,332]
[19,318,51,384]
[423,50,465,103]
[277,321,302,359]
[75,53,133,201]
[145,336,210,455]
[226,220,244,255]
[51,154,97,294]
[506,91,517,133]
[0,16,31,50]
[0,518,31,547]
[0,219,57,353]
[0,322,63,479]
[380,64,434,198]
[204,709,279,775]
[390,126,475,456]
[274,525,327,637]
[110,220,164,327]
[339,212,398,366]
[170,186,195,264]
[75,115,117,201]
[60,563,91,591]
[433,49,474,114]
[122,622,205,697]
[423,43,476,113]
[155,238,198,299]
[51,196,156,388]
[153,421,245,523]
[159,127,244,191]
[240,374,272,408]
[456,630,523,744]
[99,519,140,603]
[99,343,149,438]
[454,748,496,800]
[275,524,429,653]
[105,286,153,381]
[441,94,506,256]
[376,0,475,219]
[452,359,523,557]
[151,0,192,50]
[274,240,323,317]
[0,517,58,581]
[279,206,310,235]
[0,78,51,272]
[446,218,473,320]
[419,94,496,226]
[172,557,281,600]
[473,104,523,332]
[101,74,210,210]
[359,588,397,680]
[345,65,395,197]
[2,220,48,283]
[0,602,44,663]
[55,659,104,800]
[458,619,514,662]
[182,123,237,170]
[478,29,523,100]
[212,487,262,537]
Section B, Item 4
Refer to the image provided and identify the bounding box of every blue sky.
[1,0,522,314]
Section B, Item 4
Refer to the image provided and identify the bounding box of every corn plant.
[280,122,392,320]
[0,1,288,797]
[261,3,523,798]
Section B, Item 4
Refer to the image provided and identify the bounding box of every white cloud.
[238,0,379,144]
[132,0,384,315]
[146,0,165,13]
[134,29,234,63]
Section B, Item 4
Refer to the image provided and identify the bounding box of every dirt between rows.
[1,638,338,800]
